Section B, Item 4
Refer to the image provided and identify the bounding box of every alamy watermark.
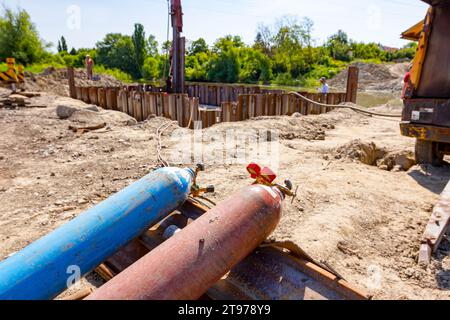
[66,265,81,290]
[166,123,281,171]
[67,5,81,30]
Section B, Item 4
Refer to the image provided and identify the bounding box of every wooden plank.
[89,87,99,105]
[294,97,301,114]
[319,94,327,114]
[168,94,177,121]
[106,89,116,111]
[275,94,282,116]
[81,87,90,104]
[312,93,321,114]
[133,92,143,122]
[206,110,215,127]
[299,96,306,115]
[118,90,128,114]
[236,98,244,121]
[75,86,82,100]
[346,66,359,103]
[308,93,317,115]
[156,94,163,117]
[127,91,134,117]
[163,94,170,118]
[67,67,76,99]
[201,109,208,129]
[268,94,276,116]
[282,94,290,115]
[190,98,199,129]
[222,102,231,123]
[148,93,157,116]
[182,96,191,127]
[142,93,151,120]
[255,94,264,117]
[418,181,450,265]
[327,93,336,113]
[98,88,107,109]
[176,94,184,127]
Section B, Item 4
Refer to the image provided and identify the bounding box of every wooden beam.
[418,180,450,265]
[346,66,359,103]
[67,67,76,99]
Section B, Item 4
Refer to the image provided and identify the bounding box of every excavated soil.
[329,62,409,93]
[0,85,449,300]
[23,67,125,97]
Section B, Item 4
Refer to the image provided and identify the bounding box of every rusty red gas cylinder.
[87,184,284,300]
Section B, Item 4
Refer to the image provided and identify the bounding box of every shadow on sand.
[408,163,450,195]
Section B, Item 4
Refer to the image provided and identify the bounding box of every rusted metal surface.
[418,180,450,265]
[88,197,368,301]
[400,122,450,144]
[87,185,284,300]
[417,3,450,98]
[423,0,450,5]
[67,67,76,99]
[207,246,367,300]
[345,66,359,104]
[402,99,450,127]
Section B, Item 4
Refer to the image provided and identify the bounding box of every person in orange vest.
[85,54,94,80]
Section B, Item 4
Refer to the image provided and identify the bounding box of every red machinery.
[167,0,185,94]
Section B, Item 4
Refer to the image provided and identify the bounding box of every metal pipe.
[0,167,194,300]
[87,184,284,300]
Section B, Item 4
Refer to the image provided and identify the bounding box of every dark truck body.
[401,0,450,164]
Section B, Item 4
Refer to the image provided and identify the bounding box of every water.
[356,91,403,108]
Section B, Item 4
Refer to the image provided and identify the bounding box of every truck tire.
[415,140,444,166]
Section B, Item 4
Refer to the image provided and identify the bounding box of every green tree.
[188,38,209,56]
[207,36,242,83]
[186,51,210,81]
[60,36,68,52]
[96,33,139,78]
[146,34,158,56]
[326,30,352,61]
[0,7,48,64]
[142,56,160,80]
[239,48,272,84]
[254,23,273,56]
[132,23,146,78]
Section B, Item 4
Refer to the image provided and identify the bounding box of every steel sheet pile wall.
[74,84,346,129]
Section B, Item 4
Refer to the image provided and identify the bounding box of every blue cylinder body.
[0,167,194,300]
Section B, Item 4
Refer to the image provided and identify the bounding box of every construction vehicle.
[400,0,450,165]
[0,58,25,90]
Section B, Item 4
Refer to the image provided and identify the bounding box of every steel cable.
[288,91,402,118]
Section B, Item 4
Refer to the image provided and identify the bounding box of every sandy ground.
[0,89,449,300]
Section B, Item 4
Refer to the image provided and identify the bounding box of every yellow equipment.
[0,58,25,84]
[400,0,450,165]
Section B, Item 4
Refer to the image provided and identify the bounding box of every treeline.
[0,7,417,86]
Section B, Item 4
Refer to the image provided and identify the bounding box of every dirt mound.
[329,62,408,93]
[24,67,125,97]
[335,139,386,165]
[206,112,344,141]
[334,139,416,171]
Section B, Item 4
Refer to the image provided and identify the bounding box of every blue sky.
[5,0,429,51]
